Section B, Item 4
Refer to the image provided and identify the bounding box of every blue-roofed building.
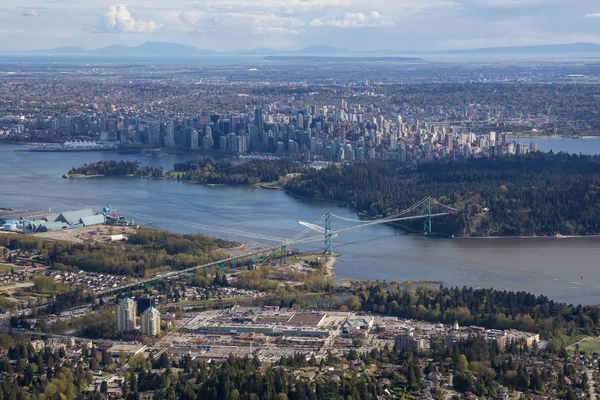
[1,219,21,226]
[45,213,60,223]
[23,219,48,229]
[2,207,110,232]
[55,209,95,225]
[36,221,70,232]
[81,214,106,227]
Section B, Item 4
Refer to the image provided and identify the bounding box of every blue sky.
[1,0,600,51]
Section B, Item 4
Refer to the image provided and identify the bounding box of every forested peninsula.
[66,153,600,237]
[66,159,304,185]
[285,153,600,237]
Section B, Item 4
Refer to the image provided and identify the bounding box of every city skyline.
[2,0,600,52]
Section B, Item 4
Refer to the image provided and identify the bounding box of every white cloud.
[22,10,40,17]
[6,0,594,51]
[251,14,307,35]
[166,0,451,38]
[310,11,395,28]
[100,4,160,33]
[160,10,203,32]
[178,11,203,25]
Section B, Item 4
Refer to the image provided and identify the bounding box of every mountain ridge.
[22,41,600,56]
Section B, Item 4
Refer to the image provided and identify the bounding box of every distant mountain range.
[18,41,600,56]
[264,56,423,62]
[38,43,347,56]
[440,42,600,55]
[45,42,216,55]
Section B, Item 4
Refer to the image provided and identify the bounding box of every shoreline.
[324,254,337,279]
[63,172,274,189]
[6,134,600,148]
[63,173,141,179]
[283,189,347,205]
[460,234,600,240]
[512,135,600,139]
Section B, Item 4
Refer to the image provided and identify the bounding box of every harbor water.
[2,141,600,305]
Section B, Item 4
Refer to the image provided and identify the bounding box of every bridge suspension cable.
[97,197,457,296]
[330,196,432,223]
[254,214,329,268]
[430,198,459,212]
[126,212,287,242]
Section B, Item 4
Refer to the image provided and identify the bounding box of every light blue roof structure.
[37,222,69,231]
[55,209,94,225]
[81,214,106,226]
[45,213,60,222]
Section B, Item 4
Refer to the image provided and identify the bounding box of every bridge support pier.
[281,245,287,264]
[324,213,333,254]
[423,197,432,234]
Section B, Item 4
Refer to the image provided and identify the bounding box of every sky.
[1,0,600,52]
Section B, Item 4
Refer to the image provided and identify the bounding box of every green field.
[576,338,600,353]
[0,264,17,273]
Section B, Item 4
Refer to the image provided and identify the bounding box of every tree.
[101,351,112,367]
[433,388,447,400]
[565,387,577,400]
[157,352,169,369]
[455,354,468,373]
[100,381,108,394]
[345,295,362,311]
[89,356,99,371]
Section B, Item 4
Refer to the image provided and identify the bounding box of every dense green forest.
[0,229,235,278]
[67,160,164,177]
[284,153,600,237]
[171,159,305,185]
[67,159,305,185]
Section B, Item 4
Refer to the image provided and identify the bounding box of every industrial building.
[182,307,337,338]
[0,208,105,232]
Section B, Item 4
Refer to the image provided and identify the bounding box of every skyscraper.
[164,121,175,148]
[141,307,160,336]
[185,128,198,149]
[148,121,160,146]
[116,297,136,332]
[190,129,199,150]
[254,108,264,135]
[530,141,538,152]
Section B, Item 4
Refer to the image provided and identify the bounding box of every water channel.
[2,140,600,305]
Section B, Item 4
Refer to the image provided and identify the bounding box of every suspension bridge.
[97,196,456,296]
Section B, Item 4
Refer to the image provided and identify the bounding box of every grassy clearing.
[576,337,600,353]
[565,334,587,347]
[0,264,19,273]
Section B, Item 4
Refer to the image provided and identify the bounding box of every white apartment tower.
[116,297,136,332]
[141,307,160,336]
